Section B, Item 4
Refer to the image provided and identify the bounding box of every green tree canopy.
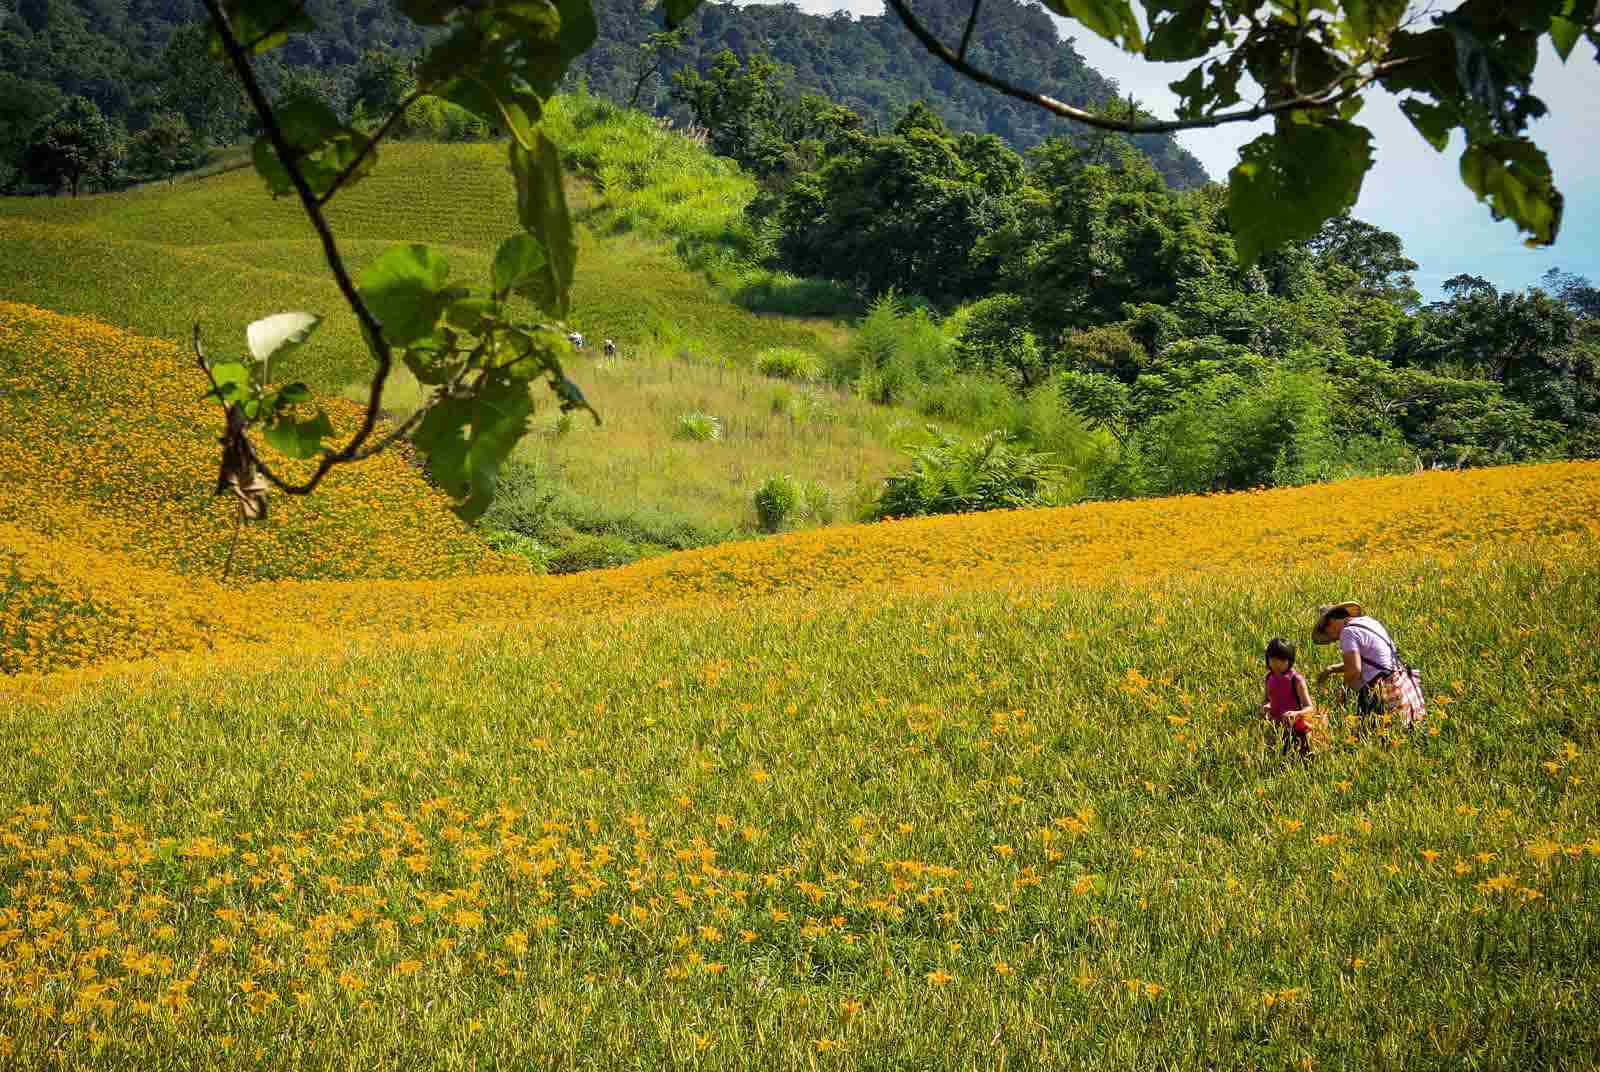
[20,94,120,195]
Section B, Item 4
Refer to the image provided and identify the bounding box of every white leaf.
[247,312,322,364]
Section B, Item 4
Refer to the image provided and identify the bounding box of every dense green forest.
[572,0,1207,187]
[0,0,1205,190]
[642,62,1599,503]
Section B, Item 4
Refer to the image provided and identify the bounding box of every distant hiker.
[567,331,586,350]
[603,339,617,359]
[1261,637,1316,755]
[1313,602,1425,728]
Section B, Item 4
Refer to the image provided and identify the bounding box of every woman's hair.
[1325,607,1352,624]
[1266,637,1296,668]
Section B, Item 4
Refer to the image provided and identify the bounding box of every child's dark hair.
[1265,637,1296,668]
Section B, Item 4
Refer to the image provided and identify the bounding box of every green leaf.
[358,244,453,347]
[491,325,566,382]
[420,3,584,145]
[262,408,335,460]
[661,0,705,28]
[207,361,252,404]
[509,134,577,318]
[556,0,598,65]
[259,382,313,418]
[412,395,473,502]
[250,98,375,198]
[1378,29,1457,97]
[210,0,314,56]
[1041,0,1143,50]
[411,379,533,520]
[1341,0,1408,46]
[492,234,548,297]
[273,382,312,407]
[1550,16,1583,60]
[551,374,598,422]
[1145,4,1215,61]
[246,311,321,364]
[445,297,501,334]
[1171,54,1245,119]
[1228,119,1374,267]
[404,340,461,386]
[460,377,534,519]
[490,86,540,150]
[1400,98,1455,152]
[1459,137,1563,246]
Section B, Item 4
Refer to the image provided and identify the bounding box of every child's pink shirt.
[1265,670,1308,725]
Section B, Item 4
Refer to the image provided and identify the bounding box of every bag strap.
[1345,621,1402,676]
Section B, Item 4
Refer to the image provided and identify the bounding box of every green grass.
[0,545,1594,1068]
[373,343,913,539]
[0,132,847,393]
[0,102,933,551]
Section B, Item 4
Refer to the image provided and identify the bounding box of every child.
[1261,638,1315,755]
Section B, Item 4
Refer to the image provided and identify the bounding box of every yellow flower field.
[2,305,1598,1069]
[0,301,518,585]
[3,298,1598,682]
[1,549,1596,1069]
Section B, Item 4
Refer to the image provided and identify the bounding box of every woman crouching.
[1313,601,1425,729]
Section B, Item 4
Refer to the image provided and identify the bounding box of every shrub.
[755,347,822,383]
[800,480,835,524]
[829,292,953,403]
[872,429,1065,520]
[673,412,722,442]
[546,492,725,552]
[754,474,804,533]
[545,533,643,574]
[911,375,1014,426]
[736,273,860,318]
[481,529,551,572]
[401,96,492,141]
[768,386,840,427]
[481,458,558,539]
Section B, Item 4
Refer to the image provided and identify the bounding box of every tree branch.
[958,0,985,62]
[884,0,1398,135]
[192,323,228,415]
[316,89,424,208]
[200,0,395,497]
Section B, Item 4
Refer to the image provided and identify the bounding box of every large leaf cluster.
[202,0,597,519]
[851,0,1598,262]
[874,429,1065,519]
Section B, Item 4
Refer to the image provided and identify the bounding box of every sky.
[748,0,1600,299]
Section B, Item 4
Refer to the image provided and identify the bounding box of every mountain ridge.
[0,0,1208,190]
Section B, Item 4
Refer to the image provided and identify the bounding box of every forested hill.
[575,0,1208,189]
[0,0,1207,190]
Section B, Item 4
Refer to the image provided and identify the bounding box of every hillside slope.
[0,103,938,554]
[1,464,1596,1067]
[6,314,1597,681]
[0,137,839,389]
